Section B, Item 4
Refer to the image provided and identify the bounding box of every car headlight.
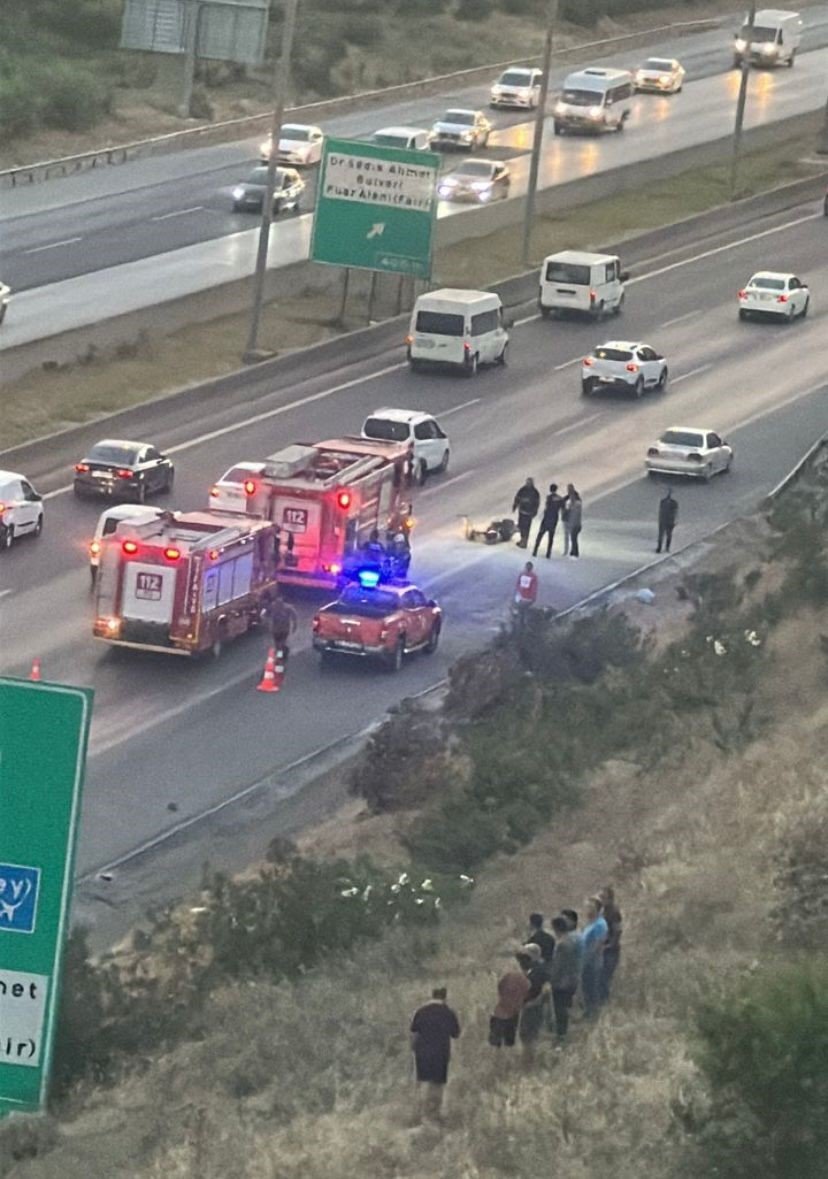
[735,38,746,50]
[554,101,565,114]
[659,74,671,84]
[260,139,271,155]
[588,106,603,119]
[517,87,531,96]
[762,42,778,53]
[491,85,503,95]
[460,130,474,140]
[232,185,245,200]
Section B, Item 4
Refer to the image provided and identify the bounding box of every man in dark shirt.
[656,488,679,553]
[599,885,623,1002]
[532,483,564,559]
[526,912,556,963]
[410,987,461,1121]
[512,477,540,548]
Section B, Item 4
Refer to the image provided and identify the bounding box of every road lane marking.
[554,356,583,371]
[671,363,711,385]
[551,411,602,437]
[421,469,475,495]
[23,236,83,254]
[660,309,702,328]
[150,206,204,221]
[440,398,481,418]
[513,313,538,327]
[0,589,12,599]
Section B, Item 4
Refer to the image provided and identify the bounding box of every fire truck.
[244,437,414,590]
[92,510,279,656]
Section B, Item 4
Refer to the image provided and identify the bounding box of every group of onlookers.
[409,887,623,1121]
[512,477,584,558]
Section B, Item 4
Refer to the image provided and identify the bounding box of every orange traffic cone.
[272,647,287,692]
[29,657,42,682]
[256,647,279,693]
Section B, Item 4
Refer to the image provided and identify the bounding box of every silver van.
[553,68,633,134]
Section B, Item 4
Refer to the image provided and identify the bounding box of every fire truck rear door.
[273,497,322,568]
[122,561,177,624]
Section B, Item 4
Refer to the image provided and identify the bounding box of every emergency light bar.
[358,569,381,589]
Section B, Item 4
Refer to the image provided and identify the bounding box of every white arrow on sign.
[366,223,385,240]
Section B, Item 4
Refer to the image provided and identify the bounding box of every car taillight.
[776,294,788,303]
[647,447,659,457]
[89,540,101,557]
[337,491,351,509]
[208,548,219,560]
[244,479,257,495]
[75,463,89,473]
[589,289,597,303]
[583,357,593,367]
[116,469,133,479]
[738,289,747,299]
[463,342,471,354]
[312,617,320,632]
[209,486,220,498]
[379,628,389,640]
[0,502,5,514]
[687,453,703,463]
[404,334,413,345]
[626,362,639,372]
[122,541,138,555]
[164,547,181,561]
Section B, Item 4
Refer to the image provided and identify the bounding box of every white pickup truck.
[581,340,668,398]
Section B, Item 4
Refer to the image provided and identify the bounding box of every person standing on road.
[656,488,679,554]
[581,896,609,1019]
[548,916,580,1045]
[512,561,538,632]
[262,588,298,658]
[512,477,540,549]
[532,483,564,559]
[598,886,623,1003]
[564,485,583,558]
[410,987,461,1123]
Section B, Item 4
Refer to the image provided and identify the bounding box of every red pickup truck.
[312,578,442,671]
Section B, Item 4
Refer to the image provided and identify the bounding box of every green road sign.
[0,678,93,1115]
[311,137,439,279]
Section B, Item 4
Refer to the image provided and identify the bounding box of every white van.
[733,9,802,67]
[553,68,634,134]
[372,126,431,151]
[539,251,628,319]
[407,289,509,375]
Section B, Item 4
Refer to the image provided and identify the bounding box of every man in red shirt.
[512,561,538,631]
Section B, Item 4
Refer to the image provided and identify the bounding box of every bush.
[0,72,42,142]
[692,959,828,1178]
[40,62,112,131]
[771,790,828,948]
[455,0,494,19]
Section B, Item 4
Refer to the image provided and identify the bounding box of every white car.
[738,271,810,322]
[437,159,511,203]
[634,57,685,93]
[208,462,266,512]
[260,123,324,166]
[489,67,543,109]
[646,427,733,480]
[372,126,432,151]
[361,409,450,483]
[429,109,492,151]
[0,469,43,549]
[88,504,164,585]
[582,341,668,398]
[0,280,10,325]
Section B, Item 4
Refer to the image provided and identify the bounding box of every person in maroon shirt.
[410,987,461,1122]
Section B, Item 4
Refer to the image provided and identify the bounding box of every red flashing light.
[75,463,89,473]
[336,491,352,509]
[116,469,133,479]
[208,548,219,560]
[244,479,257,496]
[164,547,181,561]
[122,540,138,555]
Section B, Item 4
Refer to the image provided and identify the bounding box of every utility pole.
[729,0,755,199]
[243,0,300,363]
[522,0,558,268]
[178,0,201,119]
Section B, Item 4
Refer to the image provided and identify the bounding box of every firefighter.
[362,529,387,569]
[262,588,298,658]
[388,530,412,580]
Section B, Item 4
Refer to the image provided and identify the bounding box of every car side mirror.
[619,271,630,282]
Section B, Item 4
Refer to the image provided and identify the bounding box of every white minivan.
[407,289,509,376]
[372,126,431,151]
[733,9,802,67]
[553,68,634,134]
[539,250,628,319]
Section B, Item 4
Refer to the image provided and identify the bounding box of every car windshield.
[500,71,532,86]
[742,24,777,40]
[281,126,310,141]
[445,110,475,124]
[221,466,258,483]
[660,430,704,448]
[363,418,410,442]
[644,58,673,70]
[750,276,785,290]
[246,167,289,186]
[374,133,409,147]
[415,310,464,336]
[88,444,139,465]
[546,261,591,284]
[594,347,633,361]
[455,160,494,177]
[333,587,400,615]
[561,88,601,106]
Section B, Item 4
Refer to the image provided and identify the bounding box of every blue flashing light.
[358,569,381,589]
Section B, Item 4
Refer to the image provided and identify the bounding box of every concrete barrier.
[0,19,719,190]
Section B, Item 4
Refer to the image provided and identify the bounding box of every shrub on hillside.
[690,959,828,1178]
[0,73,42,142]
[36,0,121,50]
[40,63,112,131]
[771,790,828,949]
[456,0,494,19]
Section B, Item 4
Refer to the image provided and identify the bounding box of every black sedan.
[74,439,174,502]
[231,166,305,214]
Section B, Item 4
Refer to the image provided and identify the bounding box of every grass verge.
[4,131,824,455]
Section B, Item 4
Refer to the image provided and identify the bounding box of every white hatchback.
[738,272,810,322]
[646,427,733,481]
[634,56,685,93]
[208,462,266,512]
[582,341,668,398]
[362,409,450,483]
[0,469,44,550]
[89,504,164,584]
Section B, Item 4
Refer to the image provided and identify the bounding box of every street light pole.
[243,0,300,363]
[729,0,755,199]
[522,0,558,268]
[178,0,200,119]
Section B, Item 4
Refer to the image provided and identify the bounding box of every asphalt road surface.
[3,9,828,295]
[1,200,827,945]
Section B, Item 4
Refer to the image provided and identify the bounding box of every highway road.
[1,198,827,942]
[2,10,828,352]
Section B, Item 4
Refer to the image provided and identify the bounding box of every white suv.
[0,469,44,550]
[582,341,668,398]
[361,409,450,483]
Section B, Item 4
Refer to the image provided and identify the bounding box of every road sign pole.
[730,0,755,199]
[522,0,558,268]
[178,0,201,119]
[337,268,351,325]
[243,0,300,363]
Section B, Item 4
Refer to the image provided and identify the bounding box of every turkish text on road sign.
[0,970,48,1068]
[0,865,40,935]
[322,153,434,211]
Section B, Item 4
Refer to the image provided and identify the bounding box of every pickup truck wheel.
[424,623,441,655]
[385,636,405,673]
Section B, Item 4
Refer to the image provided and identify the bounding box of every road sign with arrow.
[310,137,439,279]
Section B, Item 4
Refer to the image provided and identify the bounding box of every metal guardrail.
[0,18,720,189]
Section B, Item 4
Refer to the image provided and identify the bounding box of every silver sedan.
[646,426,733,481]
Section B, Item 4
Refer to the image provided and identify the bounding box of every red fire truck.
[244,437,413,590]
[92,510,279,656]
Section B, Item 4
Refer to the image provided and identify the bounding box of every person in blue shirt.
[581,897,609,1018]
